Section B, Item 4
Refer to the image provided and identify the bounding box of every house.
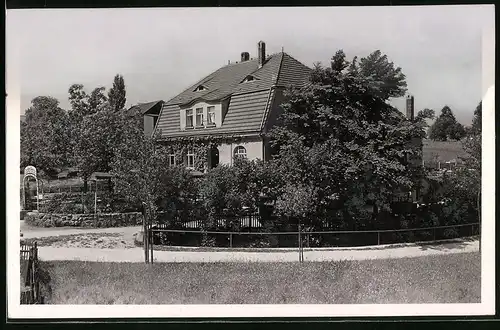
[152,41,312,170]
[127,100,164,136]
[422,139,468,170]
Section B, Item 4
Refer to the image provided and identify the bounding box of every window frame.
[234,146,247,159]
[168,154,176,167]
[207,106,216,126]
[186,150,195,169]
[186,109,194,128]
[195,108,204,127]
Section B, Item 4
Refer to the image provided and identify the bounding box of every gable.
[156,52,311,139]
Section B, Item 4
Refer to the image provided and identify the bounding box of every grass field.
[39,252,480,304]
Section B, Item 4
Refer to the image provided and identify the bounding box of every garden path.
[36,238,479,263]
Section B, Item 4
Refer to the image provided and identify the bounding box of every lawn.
[39,252,480,304]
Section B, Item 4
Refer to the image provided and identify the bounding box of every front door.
[210,146,219,169]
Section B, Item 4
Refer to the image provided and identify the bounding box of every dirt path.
[37,238,479,263]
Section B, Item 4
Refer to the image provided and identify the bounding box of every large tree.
[470,101,482,135]
[67,83,110,186]
[461,101,481,226]
[74,105,138,185]
[108,74,127,112]
[428,106,466,141]
[357,50,408,100]
[269,50,431,228]
[111,128,196,223]
[20,96,72,176]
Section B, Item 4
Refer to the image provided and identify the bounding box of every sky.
[6,5,493,125]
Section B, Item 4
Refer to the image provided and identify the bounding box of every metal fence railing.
[142,222,480,263]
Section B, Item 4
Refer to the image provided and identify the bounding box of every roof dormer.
[194,85,208,92]
[241,75,258,83]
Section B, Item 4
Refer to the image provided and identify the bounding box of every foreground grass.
[40,252,480,304]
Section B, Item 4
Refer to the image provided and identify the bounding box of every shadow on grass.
[416,236,478,252]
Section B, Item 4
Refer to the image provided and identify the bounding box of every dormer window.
[194,85,207,92]
[186,109,194,128]
[195,108,204,127]
[207,106,216,126]
[241,75,257,83]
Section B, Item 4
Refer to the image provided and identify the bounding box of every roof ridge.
[281,52,312,70]
[275,52,285,85]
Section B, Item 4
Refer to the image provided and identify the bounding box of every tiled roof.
[422,139,469,164]
[127,100,163,116]
[156,52,312,138]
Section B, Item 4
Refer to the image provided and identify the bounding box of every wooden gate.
[20,241,41,304]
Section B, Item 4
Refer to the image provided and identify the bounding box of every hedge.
[24,212,143,228]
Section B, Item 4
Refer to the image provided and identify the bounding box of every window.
[195,108,204,127]
[194,85,206,92]
[187,150,195,169]
[186,109,193,128]
[207,106,216,125]
[234,146,247,159]
[242,75,256,83]
[168,154,175,167]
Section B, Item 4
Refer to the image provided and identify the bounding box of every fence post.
[298,222,303,262]
[229,233,233,248]
[377,232,380,245]
[143,215,148,263]
[150,225,154,264]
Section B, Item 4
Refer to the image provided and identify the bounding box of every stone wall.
[24,212,144,228]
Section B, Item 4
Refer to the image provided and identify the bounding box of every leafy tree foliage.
[20,96,72,176]
[274,183,318,220]
[108,74,127,112]
[357,50,408,100]
[75,106,139,181]
[459,101,481,222]
[111,129,196,222]
[470,101,482,135]
[269,50,430,228]
[198,157,277,221]
[67,81,115,188]
[428,106,466,141]
[68,84,107,118]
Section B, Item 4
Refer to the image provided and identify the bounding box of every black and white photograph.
[6,4,495,318]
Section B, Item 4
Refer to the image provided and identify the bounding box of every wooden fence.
[20,241,41,304]
[154,213,263,230]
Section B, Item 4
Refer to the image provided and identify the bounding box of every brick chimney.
[241,52,250,62]
[258,41,266,68]
[406,95,414,120]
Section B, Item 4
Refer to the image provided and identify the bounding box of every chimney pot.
[241,52,250,62]
[258,41,266,68]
